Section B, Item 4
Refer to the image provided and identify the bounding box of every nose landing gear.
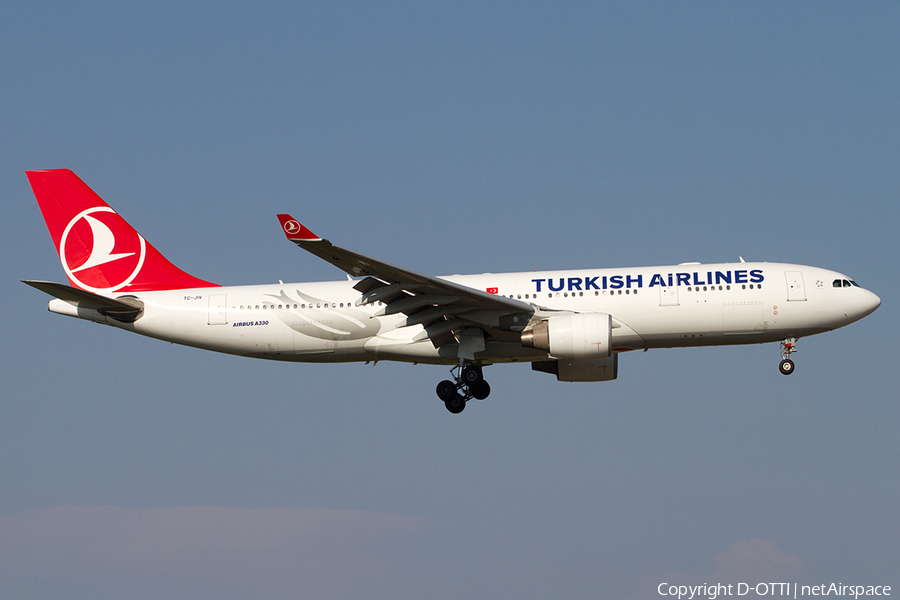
[436,362,491,414]
[779,338,798,375]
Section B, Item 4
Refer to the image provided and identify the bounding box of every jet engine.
[520,312,612,360]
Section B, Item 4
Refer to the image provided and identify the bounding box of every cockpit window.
[834,279,860,288]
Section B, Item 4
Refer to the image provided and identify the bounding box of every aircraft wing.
[276,214,534,350]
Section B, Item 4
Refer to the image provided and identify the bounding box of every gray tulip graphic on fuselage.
[265,289,382,341]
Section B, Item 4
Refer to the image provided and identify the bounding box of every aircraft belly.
[363,336,444,362]
[361,331,550,365]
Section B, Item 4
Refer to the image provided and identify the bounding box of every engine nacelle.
[521,312,612,360]
[532,355,618,382]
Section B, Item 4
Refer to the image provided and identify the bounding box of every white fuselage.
[51,262,880,366]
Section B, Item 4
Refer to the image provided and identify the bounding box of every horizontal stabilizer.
[23,280,144,322]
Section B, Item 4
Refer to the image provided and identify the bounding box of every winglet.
[277,214,321,242]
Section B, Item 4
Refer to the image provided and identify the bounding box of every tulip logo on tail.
[61,207,146,293]
[283,220,302,235]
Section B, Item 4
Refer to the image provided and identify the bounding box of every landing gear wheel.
[779,338,798,376]
[436,380,459,402]
[444,394,466,414]
[462,364,483,384]
[470,380,491,400]
[438,362,488,413]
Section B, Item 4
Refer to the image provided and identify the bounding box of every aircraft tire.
[470,380,491,400]
[462,364,483,384]
[445,395,466,414]
[436,380,458,402]
[779,359,795,375]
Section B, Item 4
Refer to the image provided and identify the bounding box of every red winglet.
[276,214,321,241]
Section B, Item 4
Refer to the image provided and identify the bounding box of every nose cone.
[838,287,881,326]
[865,289,882,316]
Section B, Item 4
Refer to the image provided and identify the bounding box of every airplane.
[24,169,881,414]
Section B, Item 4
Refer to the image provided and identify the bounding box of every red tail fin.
[26,169,218,293]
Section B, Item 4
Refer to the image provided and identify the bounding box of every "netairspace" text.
[657,582,891,599]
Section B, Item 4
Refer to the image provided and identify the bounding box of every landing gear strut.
[436,361,491,414]
[779,338,797,375]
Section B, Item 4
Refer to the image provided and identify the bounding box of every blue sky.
[1,2,897,599]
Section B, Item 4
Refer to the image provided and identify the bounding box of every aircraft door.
[785,272,806,302]
[208,294,227,325]
[659,285,679,306]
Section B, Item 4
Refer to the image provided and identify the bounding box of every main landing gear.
[436,362,491,414]
[779,337,798,375]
